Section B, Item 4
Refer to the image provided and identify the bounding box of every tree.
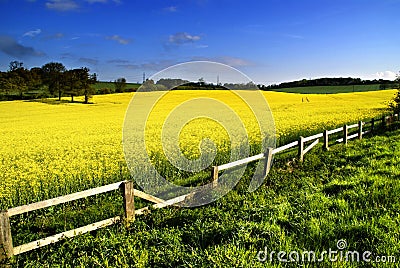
[156,78,189,89]
[79,68,96,104]
[64,69,81,102]
[42,62,66,100]
[2,62,29,98]
[28,67,43,92]
[12,73,28,98]
[140,79,167,91]
[9,61,23,72]
[0,72,26,97]
[0,72,13,96]
[114,77,126,93]
[63,68,96,103]
[198,77,205,86]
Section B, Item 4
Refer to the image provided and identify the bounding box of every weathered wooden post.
[371,118,375,133]
[263,147,274,176]
[323,130,329,150]
[120,181,135,225]
[391,114,395,126]
[298,136,304,162]
[358,121,363,140]
[343,125,348,145]
[0,211,13,262]
[211,166,219,187]
[382,116,386,129]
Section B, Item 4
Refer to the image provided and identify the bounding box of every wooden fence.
[1,113,398,261]
[0,181,189,261]
[211,114,399,185]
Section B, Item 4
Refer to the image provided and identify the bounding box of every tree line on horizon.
[0,61,97,103]
[0,60,399,102]
[260,77,396,90]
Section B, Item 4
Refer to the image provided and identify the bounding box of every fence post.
[263,147,274,176]
[298,136,304,162]
[358,121,363,140]
[211,166,219,187]
[343,125,348,145]
[0,211,13,262]
[120,181,135,225]
[323,130,329,151]
[371,118,375,133]
[382,116,386,129]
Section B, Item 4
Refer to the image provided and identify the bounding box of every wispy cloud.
[169,32,200,44]
[0,35,45,58]
[219,56,252,67]
[282,33,304,39]
[115,64,139,69]
[44,32,64,40]
[60,52,73,59]
[106,35,131,45]
[85,0,121,4]
[45,0,79,12]
[86,0,107,3]
[115,60,177,71]
[23,29,42,37]
[164,6,177,12]
[191,56,253,67]
[107,59,130,64]
[79,57,99,65]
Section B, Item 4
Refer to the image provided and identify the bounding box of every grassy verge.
[5,126,399,267]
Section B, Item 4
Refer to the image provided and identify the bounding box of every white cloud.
[169,32,200,44]
[23,29,42,37]
[106,35,131,45]
[45,0,79,11]
[374,71,397,80]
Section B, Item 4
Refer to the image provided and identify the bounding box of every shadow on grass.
[24,99,94,105]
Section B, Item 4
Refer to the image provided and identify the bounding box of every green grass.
[93,81,141,92]
[270,84,394,94]
[4,125,400,267]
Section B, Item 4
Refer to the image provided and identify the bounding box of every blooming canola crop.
[0,90,395,208]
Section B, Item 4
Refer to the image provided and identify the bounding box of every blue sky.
[0,0,399,84]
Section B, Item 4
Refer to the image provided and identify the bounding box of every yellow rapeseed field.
[0,90,396,208]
